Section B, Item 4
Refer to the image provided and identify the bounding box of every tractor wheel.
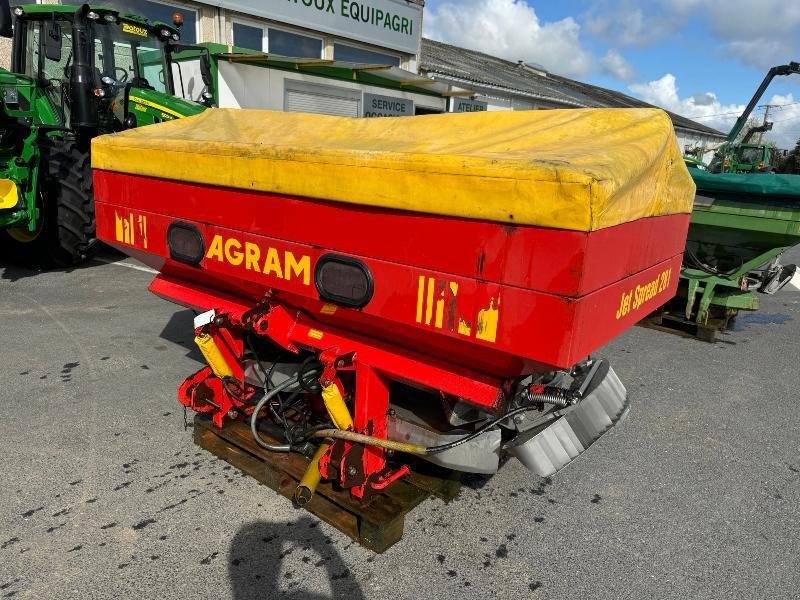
[0,140,96,268]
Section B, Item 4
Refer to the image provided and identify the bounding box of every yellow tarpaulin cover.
[92,107,695,232]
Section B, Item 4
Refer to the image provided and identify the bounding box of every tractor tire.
[0,140,96,268]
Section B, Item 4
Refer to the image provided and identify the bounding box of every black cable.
[683,247,740,277]
[244,334,276,391]
[250,376,301,452]
[221,377,246,403]
[297,356,323,393]
[424,396,566,455]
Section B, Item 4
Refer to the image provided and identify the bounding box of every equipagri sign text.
[219,0,422,54]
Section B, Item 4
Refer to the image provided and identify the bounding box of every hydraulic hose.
[249,375,302,452]
[249,361,321,451]
[309,429,428,455]
[308,395,566,456]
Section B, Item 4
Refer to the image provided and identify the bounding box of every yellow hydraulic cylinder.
[294,440,331,507]
[321,383,353,430]
[293,383,353,505]
[194,333,234,379]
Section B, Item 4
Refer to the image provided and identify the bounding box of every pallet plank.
[639,310,723,342]
[193,415,460,552]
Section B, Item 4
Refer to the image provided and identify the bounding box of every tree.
[775,137,800,174]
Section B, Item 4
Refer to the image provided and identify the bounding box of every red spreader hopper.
[93,108,694,500]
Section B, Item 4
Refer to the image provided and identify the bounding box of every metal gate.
[284,80,361,117]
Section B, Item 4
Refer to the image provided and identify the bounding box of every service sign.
[214,0,422,54]
[452,98,488,112]
[363,93,413,117]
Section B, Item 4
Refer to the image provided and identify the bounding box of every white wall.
[676,129,725,163]
[216,61,446,113]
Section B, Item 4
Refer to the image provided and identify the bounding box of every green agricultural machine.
[708,125,778,175]
[0,2,211,266]
[663,62,800,340]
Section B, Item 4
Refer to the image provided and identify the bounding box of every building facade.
[1,1,723,156]
[63,0,424,72]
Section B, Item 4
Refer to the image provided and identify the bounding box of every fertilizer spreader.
[661,170,800,339]
[92,108,693,512]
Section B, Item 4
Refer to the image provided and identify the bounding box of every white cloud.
[629,74,800,148]
[583,1,695,46]
[424,0,594,77]
[600,49,635,82]
[586,0,800,68]
[700,1,800,67]
[629,73,743,132]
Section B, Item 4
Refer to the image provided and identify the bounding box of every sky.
[423,0,800,148]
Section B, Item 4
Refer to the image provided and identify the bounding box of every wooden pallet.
[639,310,728,342]
[193,415,461,552]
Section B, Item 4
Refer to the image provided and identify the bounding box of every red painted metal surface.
[94,170,689,296]
[155,275,504,409]
[94,167,689,499]
[94,170,689,375]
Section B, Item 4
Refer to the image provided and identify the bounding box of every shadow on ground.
[0,260,46,283]
[228,518,365,600]
[0,245,124,282]
[159,308,204,363]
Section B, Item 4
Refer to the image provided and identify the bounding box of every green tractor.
[707,62,800,175]
[708,124,777,174]
[0,2,211,266]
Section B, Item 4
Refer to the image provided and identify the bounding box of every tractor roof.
[15,4,178,37]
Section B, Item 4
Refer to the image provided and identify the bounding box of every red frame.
[94,169,690,499]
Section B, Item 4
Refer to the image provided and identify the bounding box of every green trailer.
[659,170,800,339]
[658,62,800,340]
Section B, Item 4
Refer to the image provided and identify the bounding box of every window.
[92,20,170,94]
[232,21,322,59]
[333,43,400,67]
[232,22,263,52]
[22,20,74,125]
[268,28,322,58]
[284,80,361,117]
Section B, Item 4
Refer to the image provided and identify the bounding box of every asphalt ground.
[0,247,798,600]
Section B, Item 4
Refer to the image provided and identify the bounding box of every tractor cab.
[729,143,772,173]
[709,143,774,174]
[8,4,210,135]
[0,3,211,266]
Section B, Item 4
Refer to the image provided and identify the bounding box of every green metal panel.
[176,42,452,99]
[0,69,64,231]
[691,169,800,199]
[675,168,800,327]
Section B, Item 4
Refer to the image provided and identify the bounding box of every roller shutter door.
[284,80,361,117]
